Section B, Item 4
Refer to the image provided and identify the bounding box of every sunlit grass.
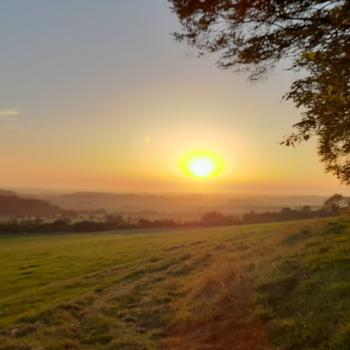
[0,217,349,349]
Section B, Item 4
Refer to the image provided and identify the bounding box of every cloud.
[0,108,20,120]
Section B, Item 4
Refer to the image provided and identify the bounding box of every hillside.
[0,192,61,218]
[0,217,349,350]
[0,189,17,197]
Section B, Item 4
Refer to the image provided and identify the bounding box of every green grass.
[256,219,350,350]
[0,217,349,349]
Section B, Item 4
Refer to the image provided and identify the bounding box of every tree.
[169,0,350,183]
[201,211,225,225]
[323,193,349,213]
[201,211,240,225]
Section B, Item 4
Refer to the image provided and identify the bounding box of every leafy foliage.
[169,0,350,183]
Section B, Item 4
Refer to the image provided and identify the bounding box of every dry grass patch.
[165,261,272,350]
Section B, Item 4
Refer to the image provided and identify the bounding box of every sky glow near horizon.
[0,0,347,195]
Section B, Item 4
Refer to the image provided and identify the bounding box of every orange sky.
[0,1,347,196]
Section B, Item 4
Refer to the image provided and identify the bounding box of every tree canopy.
[169,0,350,183]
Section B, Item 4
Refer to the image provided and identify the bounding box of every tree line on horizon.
[0,194,348,234]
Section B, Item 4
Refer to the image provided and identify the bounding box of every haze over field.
[34,192,329,220]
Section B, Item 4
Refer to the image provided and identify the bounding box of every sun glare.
[189,157,215,177]
[179,150,225,179]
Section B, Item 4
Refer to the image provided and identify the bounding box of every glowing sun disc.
[179,150,225,179]
[189,157,215,177]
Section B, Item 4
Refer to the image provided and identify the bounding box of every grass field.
[1,217,350,350]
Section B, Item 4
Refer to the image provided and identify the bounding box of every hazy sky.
[0,0,347,195]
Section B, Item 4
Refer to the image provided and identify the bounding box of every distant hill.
[0,192,61,217]
[33,191,328,221]
[0,189,17,197]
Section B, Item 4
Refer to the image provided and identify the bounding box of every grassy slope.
[0,217,349,350]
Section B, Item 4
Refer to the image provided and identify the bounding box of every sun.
[179,150,225,179]
[189,156,215,177]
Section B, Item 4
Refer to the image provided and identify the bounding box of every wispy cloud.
[0,108,20,120]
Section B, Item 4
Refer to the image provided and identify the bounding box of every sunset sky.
[0,1,346,195]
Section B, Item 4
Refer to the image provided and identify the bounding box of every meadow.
[1,217,350,350]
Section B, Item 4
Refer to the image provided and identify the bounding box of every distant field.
[1,217,350,350]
